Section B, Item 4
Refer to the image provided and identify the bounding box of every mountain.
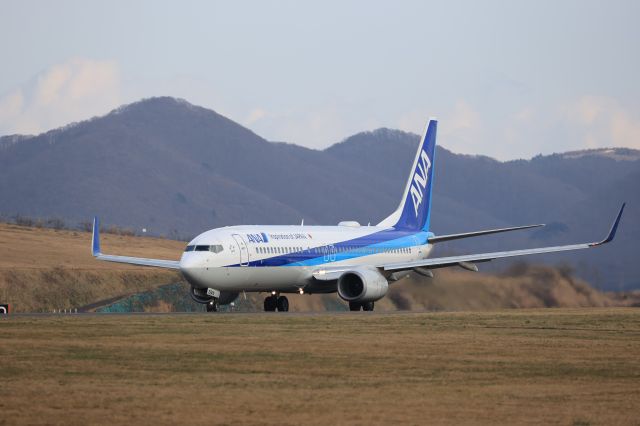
[0,98,385,235]
[0,97,638,290]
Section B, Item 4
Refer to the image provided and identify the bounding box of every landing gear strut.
[264,294,289,312]
[349,301,374,311]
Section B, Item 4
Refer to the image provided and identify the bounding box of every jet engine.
[189,287,239,305]
[337,268,389,303]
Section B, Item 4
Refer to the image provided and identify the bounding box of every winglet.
[590,203,625,247]
[91,216,101,256]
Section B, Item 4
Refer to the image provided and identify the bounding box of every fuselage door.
[232,234,249,266]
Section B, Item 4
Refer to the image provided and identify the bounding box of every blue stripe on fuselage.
[226,229,432,267]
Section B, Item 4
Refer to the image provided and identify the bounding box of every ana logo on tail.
[410,149,432,217]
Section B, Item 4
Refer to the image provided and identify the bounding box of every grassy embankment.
[0,222,637,313]
[0,223,183,312]
[1,309,639,425]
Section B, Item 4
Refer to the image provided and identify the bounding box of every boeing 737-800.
[91,119,625,312]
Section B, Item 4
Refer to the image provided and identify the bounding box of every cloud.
[437,100,485,155]
[245,108,267,125]
[243,102,381,148]
[0,58,121,136]
[2,60,638,161]
[396,100,483,155]
[560,96,640,150]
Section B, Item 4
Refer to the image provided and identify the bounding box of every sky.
[0,0,639,160]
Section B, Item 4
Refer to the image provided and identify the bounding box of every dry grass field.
[1,308,639,425]
[0,223,183,312]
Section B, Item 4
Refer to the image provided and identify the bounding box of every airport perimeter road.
[1,308,639,425]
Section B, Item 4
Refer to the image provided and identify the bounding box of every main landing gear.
[264,294,289,312]
[349,301,375,311]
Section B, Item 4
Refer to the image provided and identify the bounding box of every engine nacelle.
[337,268,389,303]
[189,287,239,305]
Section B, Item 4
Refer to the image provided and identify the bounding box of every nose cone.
[180,253,207,287]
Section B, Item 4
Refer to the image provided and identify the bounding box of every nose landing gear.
[206,299,219,312]
[264,294,289,312]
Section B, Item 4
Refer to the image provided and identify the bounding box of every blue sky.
[0,0,638,159]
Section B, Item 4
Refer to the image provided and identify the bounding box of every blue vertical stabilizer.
[378,119,437,232]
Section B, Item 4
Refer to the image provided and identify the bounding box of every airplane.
[91,118,625,312]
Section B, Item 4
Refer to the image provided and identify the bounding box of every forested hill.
[1,97,637,290]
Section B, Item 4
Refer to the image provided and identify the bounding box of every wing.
[91,217,181,270]
[383,203,625,273]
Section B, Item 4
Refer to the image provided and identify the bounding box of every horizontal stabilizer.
[428,223,544,244]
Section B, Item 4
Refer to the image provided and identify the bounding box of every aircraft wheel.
[206,299,219,312]
[276,296,289,312]
[362,301,375,311]
[264,295,277,312]
[349,302,362,311]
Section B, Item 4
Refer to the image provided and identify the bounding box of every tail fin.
[91,216,101,256]
[377,118,437,231]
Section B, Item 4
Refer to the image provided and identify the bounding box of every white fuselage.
[179,224,433,293]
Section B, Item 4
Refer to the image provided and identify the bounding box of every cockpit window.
[189,244,225,253]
